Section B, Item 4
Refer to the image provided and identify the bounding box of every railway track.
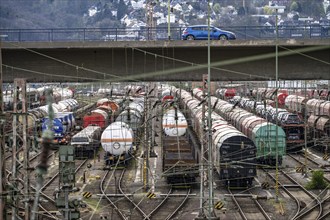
[318,194,330,220]
[100,169,127,220]
[227,188,271,220]
[117,169,150,219]
[288,153,330,172]
[99,167,191,220]
[264,168,323,220]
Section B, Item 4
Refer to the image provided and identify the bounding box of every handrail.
[0,25,329,42]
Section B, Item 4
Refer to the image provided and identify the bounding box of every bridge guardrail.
[0,25,329,42]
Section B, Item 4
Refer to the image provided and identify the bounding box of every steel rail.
[248,189,272,220]
[118,169,150,220]
[100,169,127,220]
[262,168,301,219]
[143,187,172,220]
[164,187,191,220]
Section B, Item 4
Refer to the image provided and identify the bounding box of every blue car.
[182,25,236,40]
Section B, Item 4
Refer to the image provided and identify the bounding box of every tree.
[326,5,330,14]
[117,0,127,20]
[290,1,300,12]
[213,3,221,14]
[238,6,246,16]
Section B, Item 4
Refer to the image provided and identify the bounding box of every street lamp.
[298,17,313,38]
[268,5,285,203]
[168,0,171,40]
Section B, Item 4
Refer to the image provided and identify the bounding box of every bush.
[305,170,329,190]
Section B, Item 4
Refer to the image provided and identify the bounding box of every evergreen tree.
[117,0,128,20]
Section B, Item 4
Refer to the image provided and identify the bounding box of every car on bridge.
[182,25,236,40]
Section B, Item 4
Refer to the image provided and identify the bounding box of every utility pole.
[146,1,156,40]
[168,0,171,40]
[0,33,7,220]
[11,78,28,220]
[143,85,149,190]
[269,4,286,203]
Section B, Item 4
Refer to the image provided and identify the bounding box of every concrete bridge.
[1,39,330,82]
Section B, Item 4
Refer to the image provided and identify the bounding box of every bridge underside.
[2,40,330,82]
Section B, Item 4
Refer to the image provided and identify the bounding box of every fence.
[0,25,329,42]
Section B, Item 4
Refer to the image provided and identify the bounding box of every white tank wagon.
[115,99,144,133]
[101,121,134,166]
[162,107,188,137]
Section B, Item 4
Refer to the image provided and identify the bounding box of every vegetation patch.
[305,170,330,190]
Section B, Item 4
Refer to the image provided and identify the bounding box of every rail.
[0,25,329,42]
[100,170,127,220]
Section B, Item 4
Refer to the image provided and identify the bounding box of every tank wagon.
[101,98,144,166]
[42,112,75,144]
[162,107,188,137]
[75,98,123,158]
[174,87,257,187]
[83,99,122,129]
[115,98,144,133]
[71,126,102,159]
[194,88,286,166]
[21,99,79,137]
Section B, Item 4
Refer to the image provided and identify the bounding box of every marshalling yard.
[1,79,330,220]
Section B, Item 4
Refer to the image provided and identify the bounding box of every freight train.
[101,98,144,166]
[194,88,286,166]
[174,87,257,187]
[230,96,305,152]
[253,88,330,152]
[71,126,102,158]
[72,98,123,159]
[160,93,200,185]
[285,95,330,151]
[3,86,74,111]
